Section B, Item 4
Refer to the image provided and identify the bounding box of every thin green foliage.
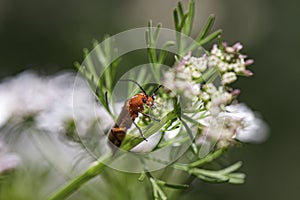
[49,1,247,200]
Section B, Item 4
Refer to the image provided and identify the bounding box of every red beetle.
[108,80,161,147]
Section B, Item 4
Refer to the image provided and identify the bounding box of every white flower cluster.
[198,104,269,151]
[162,42,267,149]
[0,71,112,136]
[199,83,238,116]
[208,42,254,85]
[163,42,253,103]
[225,104,269,143]
[163,52,207,102]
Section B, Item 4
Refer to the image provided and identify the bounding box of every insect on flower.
[108,79,162,147]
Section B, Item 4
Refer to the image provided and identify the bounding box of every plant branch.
[47,155,112,200]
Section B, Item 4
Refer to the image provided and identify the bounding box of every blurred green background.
[0,0,299,199]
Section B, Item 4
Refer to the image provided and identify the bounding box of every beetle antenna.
[120,79,148,95]
[152,85,162,94]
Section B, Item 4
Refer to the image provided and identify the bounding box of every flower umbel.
[163,42,253,106]
[209,42,254,85]
[162,42,266,158]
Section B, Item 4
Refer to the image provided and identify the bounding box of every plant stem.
[189,147,227,168]
[173,147,227,171]
[47,155,112,200]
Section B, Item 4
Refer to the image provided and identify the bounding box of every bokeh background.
[0,0,299,199]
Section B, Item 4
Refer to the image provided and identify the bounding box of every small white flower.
[192,70,202,78]
[232,62,245,74]
[189,57,207,72]
[225,46,235,53]
[200,84,233,116]
[201,92,210,101]
[233,42,243,51]
[207,55,219,68]
[222,72,237,85]
[218,62,229,72]
[203,83,217,94]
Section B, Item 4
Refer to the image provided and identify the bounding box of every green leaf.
[177,2,184,18]
[218,161,243,174]
[138,172,146,182]
[195,174,226,183]
[157,180,189,189]
[218,35,224,51]
[198,29,223,46]
[180,119,194,142]
[228,173,246,184]
[150,178,167,200]
[191,168,228,180]
[178,14,189,31]
[173,9,180,31]
[188,148,226,168]
[196,14,216,41]
[173,97,181,118]
[153,23,162,41]
[83,48,97,78]
[191,142,198,154]
[181,114,203,127]
[158,41,175,64]
[187,161,245,184]
[183,0,195,35]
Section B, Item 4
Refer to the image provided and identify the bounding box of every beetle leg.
[141,112,160,122]
[132,120,148,141]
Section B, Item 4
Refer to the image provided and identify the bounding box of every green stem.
[188,147,227,168]
[173,147,227,170]
[47,155,112,200]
